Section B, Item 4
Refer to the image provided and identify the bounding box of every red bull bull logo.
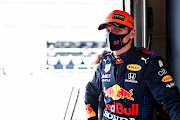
[106,103,139,116]
[115,56,124,64]
[85,104,96,119]
[104,84,134,101]
[116,58,124,64]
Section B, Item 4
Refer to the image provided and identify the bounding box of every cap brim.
[98,22,127,30]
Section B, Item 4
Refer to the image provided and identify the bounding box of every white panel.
[0,0,123,4]
[0,0,123,75]
[125,0,131,14]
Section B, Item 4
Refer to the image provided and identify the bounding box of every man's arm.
[85,64,102,120]
[145,56,180,120]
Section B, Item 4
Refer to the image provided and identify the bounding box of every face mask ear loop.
[120,38,123,46]
[126,39,131,45]
[105,33,110,48]
[120,30,131,44]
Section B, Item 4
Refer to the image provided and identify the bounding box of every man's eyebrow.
[114,28,123,30]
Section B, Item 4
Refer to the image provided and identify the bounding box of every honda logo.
[128,73,136,80]
[125,73,138,84]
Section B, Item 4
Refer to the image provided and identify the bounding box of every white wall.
[0,1,129,120]
[0,1,124,76]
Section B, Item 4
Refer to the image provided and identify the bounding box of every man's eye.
[106,29,110,32]
[116,29,121,32]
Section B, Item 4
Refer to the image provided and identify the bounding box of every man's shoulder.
[101,52,113,59]
[100,52,114,66]
[136,47,160,59]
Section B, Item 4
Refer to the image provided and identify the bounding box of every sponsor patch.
[102,79,110,82]
[113,22,119,27]
[116,58,124,64]
[115,56,124,64]
[103,59,107,64]
[166,82,175,88]
[125,73,138,83]
[102,74,111,78]
[162,75,173,82]
[141,57,149,64]
[85,104,96,119]
[127,20,134,26]
[127,64,142,71]
[158,60,164,67]
[106,103,139,116]
[104,84,134,101]
[104,64,111,73]
[113,14,125,21]
[102,74,111,82]
[158,68,167,76]
[104,110,136,120]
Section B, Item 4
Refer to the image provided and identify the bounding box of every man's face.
[105,25,129,35]
[105,25,131,44]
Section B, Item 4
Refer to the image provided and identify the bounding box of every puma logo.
[141,57,149,64]
[103,59,107,64]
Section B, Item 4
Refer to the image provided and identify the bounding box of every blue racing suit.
[85,46,180,120]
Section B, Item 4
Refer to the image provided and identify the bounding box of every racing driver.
[85,10,180,120]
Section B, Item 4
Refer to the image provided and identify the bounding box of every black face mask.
[106,31,131,51]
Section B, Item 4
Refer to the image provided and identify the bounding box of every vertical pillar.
[167,0,180,88]
[133,0,147,48]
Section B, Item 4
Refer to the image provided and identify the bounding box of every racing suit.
[85,46,180,120]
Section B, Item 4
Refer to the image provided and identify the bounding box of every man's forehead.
[105,24,124,29]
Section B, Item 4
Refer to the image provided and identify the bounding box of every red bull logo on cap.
[104,84,134,101]
[85,104,96,119]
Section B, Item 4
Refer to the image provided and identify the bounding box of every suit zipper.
[114,65,121,114]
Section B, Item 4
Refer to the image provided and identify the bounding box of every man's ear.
[130,29,136,39]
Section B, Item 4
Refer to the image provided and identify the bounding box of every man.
[85,10,180,120]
